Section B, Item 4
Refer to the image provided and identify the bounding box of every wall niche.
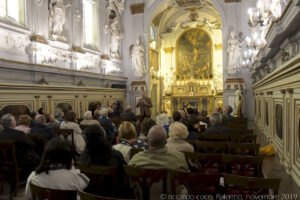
[275,104,283,140]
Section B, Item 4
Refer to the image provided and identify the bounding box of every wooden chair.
[28,134,45,156]
[223,174,281,197]
[222,154,264,177]
[0,141,25,196]
[227,143,260,156]
[170,171,223,195]
[77,162,118,197]
[123,166,168,200]
[231,129,254,135]
[130,148,143,159]
[193,141,227,153]
[202,134,230,142]
[184,152,223,173]
[30,182,77,200]
[229,134,257,144]
[78,191,135,200]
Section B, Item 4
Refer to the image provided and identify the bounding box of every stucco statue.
[107,0,125,16]
[130,38,146,78]
[110,18,123,59]
[227,31,243,75]
[234,85,244,118]
[48,0,71,40]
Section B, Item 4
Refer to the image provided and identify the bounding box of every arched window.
[83,0,98,47]
[0,0,25,25]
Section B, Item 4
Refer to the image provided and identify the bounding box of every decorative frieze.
[0,29,30,55]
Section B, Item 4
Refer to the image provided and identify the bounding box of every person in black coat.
[79,125,129,198]
[0,114,40,174]
[30,115,58,143]
[120,105,137,122]
[205,112,231,134]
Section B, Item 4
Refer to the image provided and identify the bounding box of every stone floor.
[1,121,300,199]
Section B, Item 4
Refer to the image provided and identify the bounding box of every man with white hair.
[30,114,57,143]
[98,108,115,140]
[205,112,231,134]
[80,111,100,126]
[129,125,188,172]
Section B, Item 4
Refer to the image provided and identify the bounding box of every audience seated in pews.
[205,113,231,134]
[15,114,32,134]
[120,105,137,122]
[54,108,64,124]
[0,114,40,176]
[60,111,85,153]
[80,111,100,126]
[113,121,148,163]
[200,109,210,124]
[98,108,115,141]
[187,117,201,140]
[139,118,156,141]
[223,105,235,121]
[30,115,57,143]
[25,137,89,200]
[44,113,60,129]
[166,122,194,152]
[129,125,189,172]
[156,112,169,133]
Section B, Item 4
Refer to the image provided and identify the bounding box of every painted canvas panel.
[176,28,212,80]
[149,49,159,71]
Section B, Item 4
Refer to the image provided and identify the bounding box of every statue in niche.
[227,31,244,75]
[234,85,244,118]
[130,38,146,78]
[110,17,123,59]
[48,0,71,40]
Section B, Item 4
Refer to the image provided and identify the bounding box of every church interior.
[0,0,300,199]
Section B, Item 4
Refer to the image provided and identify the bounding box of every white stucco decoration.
[227,31,243,75]
[130,38,146,78]
[110,17,123,59]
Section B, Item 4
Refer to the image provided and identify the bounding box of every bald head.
[147,125,167,149]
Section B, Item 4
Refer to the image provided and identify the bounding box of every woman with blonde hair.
[113,121,148,163]
[166,122,194,152]
[15,114,32,134]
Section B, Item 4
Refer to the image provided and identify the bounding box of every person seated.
[30,115,58,143]
[80,111,100,126]
[37,107,47,115]
[187,117,200,140]
[172,110,181,122]
[129,125,188,171]
[156,113,169,133]
[60,111,85,154]
[139,118,156,141]
[30,111,38,128]
[186,108,195,120]
[25,137,89,200]
[15,114,32,134]
[200,109,210,124]
[93,109,101,120]
[215,107,223,115]
[222,105,235,121]
[178,109,189,128]
[113,121,148,163]
[44,113,60,129]
[120,105,137,122]
[205,113,231,134]
[0,114,40,176]
[166,122,194,152]
[78,125,127,198]
[98,108,115,141]
[54,108,64,124]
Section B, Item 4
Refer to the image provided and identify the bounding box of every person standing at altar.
[136,92,152,120]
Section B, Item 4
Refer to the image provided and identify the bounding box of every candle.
[248,8,253,24]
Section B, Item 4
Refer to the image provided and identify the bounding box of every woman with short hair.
[25,137,89,200]
[80,111,100,126]
[15,114,32,134]
[113,121,148,163]
[166,122,194,152]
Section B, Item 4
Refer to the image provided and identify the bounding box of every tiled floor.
[1,121,300,199]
